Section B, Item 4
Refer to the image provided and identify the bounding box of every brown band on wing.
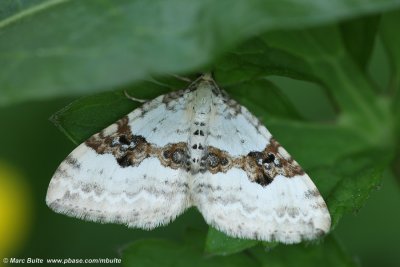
[85,117,304,186]
[158,142,189,170]
[86,116,131,154]
[264,138,305,177]
[199,138,305,186]
[86,116,188,169]
[237,138,304,185]
[86,116,151,167]
[200,146,233,174]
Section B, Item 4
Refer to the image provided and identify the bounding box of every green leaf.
[340,14,380,71]
[218,24,393,144]
[225,79,303,121]
[261,26,383,127]
[214,38,317,85]
[250,235,358,267]
[378,10,400,181]
[122,231,259,267]
[381,10,400,88]
[380,10,400,132]
[2,0,400,105]
[0,0,46,21]
[316,149,389,229]
[205,227,259,256]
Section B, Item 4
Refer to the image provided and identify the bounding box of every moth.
[46,73,331,244]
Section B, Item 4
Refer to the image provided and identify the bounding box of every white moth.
[46,73,331,244]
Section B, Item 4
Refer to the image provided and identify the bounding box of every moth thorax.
[188,88,213,173]
[193,83,214,113]
[189,125,208,173]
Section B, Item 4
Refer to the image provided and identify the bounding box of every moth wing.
[207,91,272,157]
[193,170,330,243]
[46,90,194,229]
[193,95,331,243]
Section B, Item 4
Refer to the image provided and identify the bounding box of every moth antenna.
[166,73,192,82]
[124,90,147,103]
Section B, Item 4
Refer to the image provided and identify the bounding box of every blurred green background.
[1,1,400,267]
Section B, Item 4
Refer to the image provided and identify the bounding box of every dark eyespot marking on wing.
[241,138,304,186]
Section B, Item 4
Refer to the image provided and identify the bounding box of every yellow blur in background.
[0,161,31,264]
